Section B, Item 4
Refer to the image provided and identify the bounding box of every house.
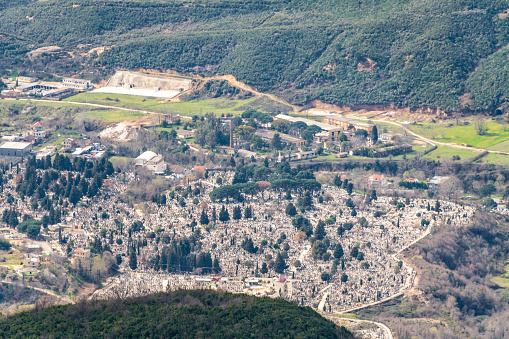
[405,178,419,183]
[368,174,386,188]
[176,129,195,139]
[24,253,41,267]
[428,176,450,192]
[33,122,44,132]
[34,130,46,139]
[173,167,187,179]
[75,248,91,259]
[135,151,167,174]
[63,138,75,149]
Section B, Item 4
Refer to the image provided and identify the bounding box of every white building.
[135,151,167,174]
[62,78,93,90]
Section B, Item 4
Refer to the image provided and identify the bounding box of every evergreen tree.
[211,206,217,223]
[244,206,252,219]
[370,125,378,143]
[200,210,209,225]
[219,206,230,222]
[314,220,326,240]
[370,190,377,201]
[333,174,342,187]
[285,203,297,216]
[261,262,268,274]
[274,252,288,274]
[129,248,137,270]
[232,206,242,220]
[333,244,343,259]
[434,199,441,213]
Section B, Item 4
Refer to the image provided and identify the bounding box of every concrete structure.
[63,78,93,90]
[0,142,32,157]
[379,133,399,143]
[275,114,341,142]
[255,129,306,147]
[428,176,450,192]
[322,115,374,132]
[135,151,167,174]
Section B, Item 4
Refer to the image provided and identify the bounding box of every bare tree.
[474,116,488,136]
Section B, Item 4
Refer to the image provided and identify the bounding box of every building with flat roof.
[255,129,306,147]
[322,115,374,132]
[135,151,167,174]
[0,142,32,157]
[63,78,93,90]
[275,115,341,142]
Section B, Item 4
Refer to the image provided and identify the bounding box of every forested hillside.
[2,0,509,113]
[0,289,353,338]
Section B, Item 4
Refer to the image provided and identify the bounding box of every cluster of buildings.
[72,143,107,159]
[1,76,93,99]
[135,151,167,174]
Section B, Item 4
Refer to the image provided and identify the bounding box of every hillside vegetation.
[0,289,353,338]
[2,0,509,113]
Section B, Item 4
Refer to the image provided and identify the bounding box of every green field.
[478,153,509,167]
[65,93,263,116]
[77,109,144,122]
[492,262,509,288]
[407,120,509,149]
[422,145,482,162]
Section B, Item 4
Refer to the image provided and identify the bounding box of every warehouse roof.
[0,142,32,150]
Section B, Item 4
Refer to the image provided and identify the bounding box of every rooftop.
[0,141,32,150]
[137,151,158,161]
[275,114,341,131]
[326,115,374,128]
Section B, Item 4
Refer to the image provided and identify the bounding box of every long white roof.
[137,151,158,161]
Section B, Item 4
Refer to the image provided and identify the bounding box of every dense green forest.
[2,0,509,112]
[0,289,353,339]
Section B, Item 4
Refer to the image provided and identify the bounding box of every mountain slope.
[1,0,509,113]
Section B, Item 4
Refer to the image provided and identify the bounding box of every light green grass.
[422,145,481,161]
[487,139,509,152]
[492,262,509,288]
[477,153,509,167]
[65,93,260,116]
[77,109,144,122]
[407,120,509,149]
[109,156,133,166]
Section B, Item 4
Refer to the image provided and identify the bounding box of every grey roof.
[275,114,341,131]
[325,115,374,128]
